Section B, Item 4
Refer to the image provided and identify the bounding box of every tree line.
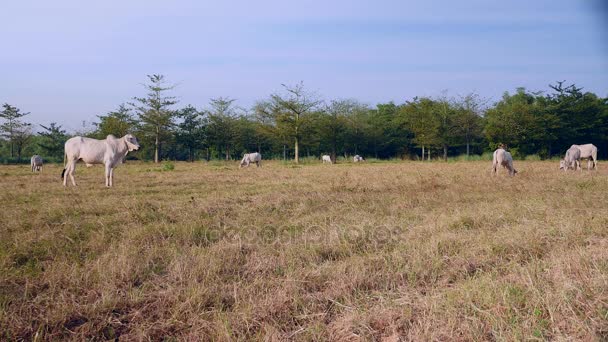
[1,76,607,164]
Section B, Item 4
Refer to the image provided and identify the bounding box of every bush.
[162,162,175,171]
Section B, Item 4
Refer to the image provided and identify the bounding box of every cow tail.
[61,153,67,179]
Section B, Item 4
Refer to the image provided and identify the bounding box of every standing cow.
[62,134,140,187]
[322,155,332,164]
[31,155,43,172]
[492,148,517,176]
[240,152,262,167]
[353,155,364,163]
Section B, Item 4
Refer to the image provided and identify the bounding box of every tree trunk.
[294,137,299,163]
[443,145,448,161]
[422,146,425,161]
[427,148,430,161]
[225,146,230,160]
[283,144,286,161]
[154,130,159,163]
[466,140,470,157]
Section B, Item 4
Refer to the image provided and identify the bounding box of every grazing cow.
[322,155,332,164]
[560,146,581,171]
[31,155,43,172]
[240,152,262,168]
[62,134,140,187]
[571,144,597,170]
[492,148,517,176]
[353,155,364,162]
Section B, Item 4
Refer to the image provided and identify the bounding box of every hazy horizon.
[2,0,607,132]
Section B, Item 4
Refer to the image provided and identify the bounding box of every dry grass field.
[1,160,607,341]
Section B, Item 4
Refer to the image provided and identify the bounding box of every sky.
[1,0,607,132]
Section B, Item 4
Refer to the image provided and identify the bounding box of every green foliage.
[95,104,136,139]
[175,105,206,162]
[37,123,67,160]
[1,81,607,164]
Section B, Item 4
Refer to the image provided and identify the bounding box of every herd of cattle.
[24,134,599,186]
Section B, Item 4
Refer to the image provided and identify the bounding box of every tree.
[452,93,485,157]
[401,97,441,160]
[206,97,239,160]
[175,105,206,162]
[38,123,67,160]
[267,82,322,163]
[319,100,354,163]
[0,103,31,160]
[130,74,178,163]
[95,104,137,138]
[343,102,372,156]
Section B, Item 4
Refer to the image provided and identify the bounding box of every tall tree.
[401,97,441,160]
[0,103,31,160]
[319,100,352,161]
[130,74,178,163]
[175,105,206,162]
[206,97,239,160]
[267,82,322,163]
[38,123,67,160]
[95,104,137,138]
[452,93,485,157]
[484,88,540,156]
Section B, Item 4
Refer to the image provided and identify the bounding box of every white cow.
[62,134,140,187]
[571,144,597,170]
[322,155,332,164]
[31,155,43,172]
[492,148,517,176]
[560,145,581,171]
[353,155,364,162]
[240,152,262,167]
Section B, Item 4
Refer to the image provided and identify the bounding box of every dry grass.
[1,160,607,341]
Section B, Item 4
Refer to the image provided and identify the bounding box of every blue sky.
[1,0,607,132]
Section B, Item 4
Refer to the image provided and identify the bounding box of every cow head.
[124,134,140,151]
[559,159,567,170]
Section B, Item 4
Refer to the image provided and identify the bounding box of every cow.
[31,155,43,172]
[353,155,364,162]
[492,148,517,176]
[240,152,262,168]
[571,144,597,170]
[560,145,581,171]
[322,155,332,164]
[61,134,140,187]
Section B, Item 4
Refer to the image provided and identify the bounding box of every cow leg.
[105,165,111,187]
[68,162,77,186]
[109,168,114,187]
[63,162,69,186]
[256,161,260,167]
